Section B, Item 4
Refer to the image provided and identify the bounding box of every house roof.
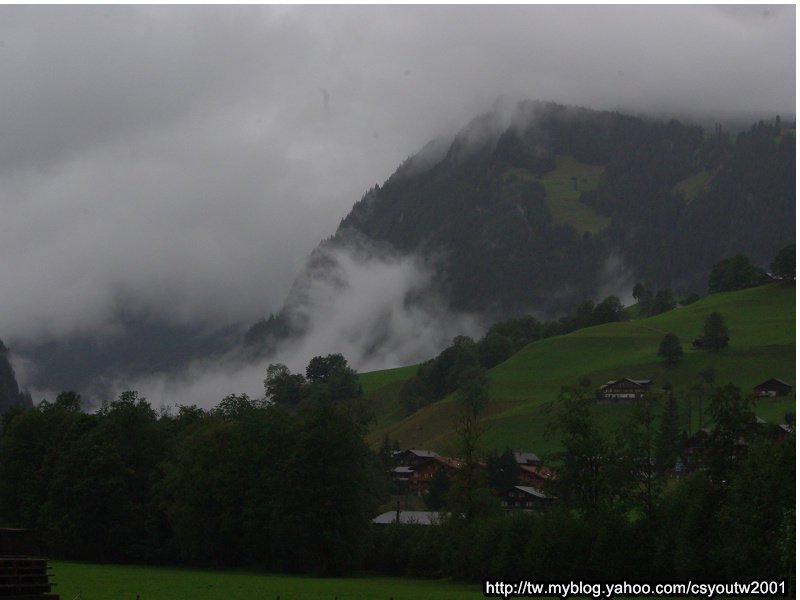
[519,464,553,479]
[403,449,441,459]
[754,378,792,389]
[372,511,442,525]
[513,451,540,465]
[393,466,414,474]
[603,378,653,388]
[512,485,549,499]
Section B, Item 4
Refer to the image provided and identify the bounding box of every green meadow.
[51,561,487,600]
[506,154,609,235]
[365,283,795,456]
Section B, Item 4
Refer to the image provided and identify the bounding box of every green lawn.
[366,284,795,455]
[51,561,487,600]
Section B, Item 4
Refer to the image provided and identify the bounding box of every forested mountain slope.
[249,101,794,350]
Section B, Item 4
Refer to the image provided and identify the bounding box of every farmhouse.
[500,486,552,512]
[393,449,462,492]
[600,378,653,400]
[753,378,792,397]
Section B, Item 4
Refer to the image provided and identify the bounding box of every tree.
[614,399,662,519]
[632,282,649,303]
[708,254,762,293]
[264,363,306,405]
[706,384,755,479]
[477,332,514,369]
[657,333,683,365]
[702,312,729,351]
[632,282,653,316]
[716,437,794,580]
[275,398,383,574]
[447,366,494,521]
[305,354,361,402]
[486,448,520,492]
[455,365,490,419]
[552,389,611,514]
[655,393,682,472]
[770,244,795,283]
[649,289,676,316]
[592,296,625,324]
[424,467,451,510]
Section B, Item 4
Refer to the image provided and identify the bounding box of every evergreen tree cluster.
[327,103,795,325]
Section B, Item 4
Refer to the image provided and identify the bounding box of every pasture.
[365,283,795,455]
[51,561,486,600]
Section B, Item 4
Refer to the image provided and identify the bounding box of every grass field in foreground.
[51,561,487,600]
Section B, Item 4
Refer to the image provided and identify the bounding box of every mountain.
[11,100,794,403]
[14,317,242,405]
[247,100,795,354]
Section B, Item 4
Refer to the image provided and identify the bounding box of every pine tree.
[658,333,683,365]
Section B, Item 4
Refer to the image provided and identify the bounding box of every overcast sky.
[0,4,795,349]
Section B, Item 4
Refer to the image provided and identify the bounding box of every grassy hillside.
[507,154,610,235]
[365,283,795,458]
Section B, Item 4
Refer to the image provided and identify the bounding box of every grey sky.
[0,4,795,347]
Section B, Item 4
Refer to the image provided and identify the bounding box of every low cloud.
[107,245,482,409]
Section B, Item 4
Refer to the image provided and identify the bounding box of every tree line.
[0,385,386,575]
[0,369,792,584]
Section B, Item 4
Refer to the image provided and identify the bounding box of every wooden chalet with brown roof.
[393,449,462,492]
[753,378,793,397]
[600,378,653,400]
[518,464,553,488]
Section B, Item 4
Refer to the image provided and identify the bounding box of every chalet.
[373,510,442,526]
[395,449,441,468]
[600,378,653,400]
[753,378,793,397]
[391,466,413,485]
[518,464,553,487]
[408,456,460,492]
[500,486,552,512]
[393,449,462,492]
